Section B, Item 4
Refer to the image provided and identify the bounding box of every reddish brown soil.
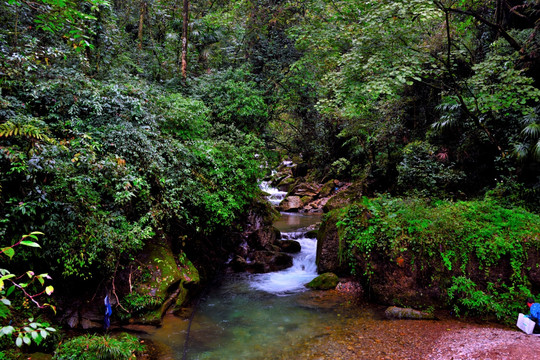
[276,291,540,360]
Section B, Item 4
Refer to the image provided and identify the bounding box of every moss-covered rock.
[316,209,353,275]
[384,306,436,320]
[277,176,297,192]
[306,272,339,290]
[123,243,198,325]
[322,182,364,212]
[319,179,337,198]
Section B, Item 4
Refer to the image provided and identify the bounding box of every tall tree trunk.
[181,0,189,79]
[138,1,147,50]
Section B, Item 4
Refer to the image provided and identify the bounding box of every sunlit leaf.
[20,240,41,248]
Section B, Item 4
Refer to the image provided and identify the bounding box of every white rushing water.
[249,232,318,294]
[251,181,320,294]
[259,180,287,207]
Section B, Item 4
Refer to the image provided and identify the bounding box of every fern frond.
[521,122,540,138]
[0,121,52,143]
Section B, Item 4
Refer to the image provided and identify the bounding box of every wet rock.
[81,318,101,330]
[230,255,249,272]
[278,196,303,212]
[305,230,318,239]
[384,306,436,320]
[247,226,281,251]
[251,251,293,273]
[306,272,339,290]
[316,211,355,275]
[291,182,320,197]
[277,176,296,192]
[65,310,79,329]
[278,239,301,253]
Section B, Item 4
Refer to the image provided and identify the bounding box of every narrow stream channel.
[147,212,338,360]
[144,185,373,359]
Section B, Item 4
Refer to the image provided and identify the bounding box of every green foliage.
[190,67,269,133]
[0,232,56,349]
[397,141,465,196]
[154,94,210,139]
[337,196,540,322]
[121,293,162,313]
[6,0,111,50]
[53,333,145,360]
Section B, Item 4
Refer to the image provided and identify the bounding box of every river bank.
[249,290,540,360]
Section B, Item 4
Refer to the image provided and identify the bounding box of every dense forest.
[1,0,539,358]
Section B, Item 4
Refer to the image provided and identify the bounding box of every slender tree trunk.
[138,1,147,50]
[181,0,189,79]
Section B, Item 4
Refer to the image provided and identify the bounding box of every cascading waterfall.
[259,180,287,207]
[251,181,320,294]
[249,229,318,294]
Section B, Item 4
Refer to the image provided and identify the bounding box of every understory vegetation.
[336,196,540,323]
[0,0,539,357]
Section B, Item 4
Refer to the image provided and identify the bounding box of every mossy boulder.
[306,272,339,290]
[384,306,436,320]
[322,182,364,212]
[124,243,198,325]
[277,176,297,192]
[316,209,355,275]
[319,179,337,198]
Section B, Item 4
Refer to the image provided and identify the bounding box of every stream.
[142,184,532,359]
[146,212,351,360]
[143,182,375,359]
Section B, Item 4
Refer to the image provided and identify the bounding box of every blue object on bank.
[104,295,112,329]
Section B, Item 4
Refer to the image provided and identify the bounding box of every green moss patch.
[306,273,339,290]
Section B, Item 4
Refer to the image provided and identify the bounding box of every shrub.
[53,333,145,360]
[337,196,540,323]
[397,141,465,196]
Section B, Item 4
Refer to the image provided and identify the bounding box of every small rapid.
[259,180,287,207]
[249,230,318,294]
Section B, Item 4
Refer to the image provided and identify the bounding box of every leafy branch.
[1,232,56,348]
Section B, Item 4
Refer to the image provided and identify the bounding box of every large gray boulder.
[278,196,303,212]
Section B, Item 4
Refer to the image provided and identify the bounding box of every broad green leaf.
[45,286,54,295]
[20,240,41,248]
[23,335,31,345]
[1,247,15,259]
[16,336,22,347]
[0,298,11,306]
